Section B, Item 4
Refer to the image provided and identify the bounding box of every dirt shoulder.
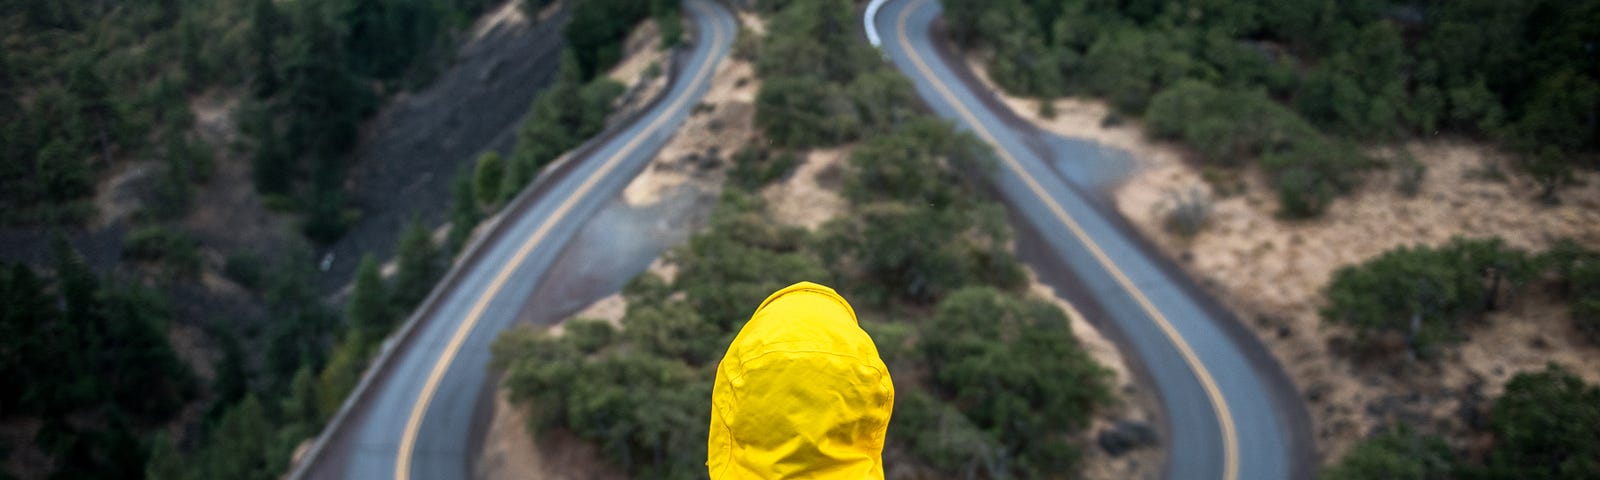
[961,53,1600,463]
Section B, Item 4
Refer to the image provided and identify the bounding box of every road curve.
[290,1,736,478]
[869,0,1314,478]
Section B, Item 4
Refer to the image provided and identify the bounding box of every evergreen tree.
[447,167,481,254]
[249,0,283,98]
[473,151,503,207]
[391,218,442,309]
[1483,365,1600,479]
[347,254,391,346]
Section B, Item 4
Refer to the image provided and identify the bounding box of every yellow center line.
[392,4,727,479]
[891,1,1240,478]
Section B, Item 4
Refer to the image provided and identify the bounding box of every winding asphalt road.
[289,1,736,478]
[869,0,1314,478]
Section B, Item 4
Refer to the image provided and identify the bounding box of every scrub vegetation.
[492,0,1114,478]
[946,0,1600,214]
[1316,238,1600,477]
[0,0,667,477]
[1325,364,1600,480]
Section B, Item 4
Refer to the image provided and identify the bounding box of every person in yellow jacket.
[707,282,895,479]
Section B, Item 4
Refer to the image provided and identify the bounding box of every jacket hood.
[707,282,895,479]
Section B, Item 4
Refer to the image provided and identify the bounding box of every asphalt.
[289,1,737,478]
[869,0,1315,478]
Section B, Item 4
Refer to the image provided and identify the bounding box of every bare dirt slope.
[962,54,1600,463]
[320,0,571,291]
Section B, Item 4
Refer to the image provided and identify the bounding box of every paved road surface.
[290,1,736,478]
[869,0,1314,478]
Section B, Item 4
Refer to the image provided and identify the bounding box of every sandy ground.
[605,19,670,121]
[963,54,1600,463]
[761,147,849,230]
[619,53,758,207]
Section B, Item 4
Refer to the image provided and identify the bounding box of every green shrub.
[124,226,202,279]
[1541,240,1600,344]
[920,287,1112,475]
[1321,425,1455,480]
[1321,237,1534,357]
[473,151,504,207]
[1482,365,1600,479]
[1260,137,1366,218]
[1146,80,1317,167]
[727,147,799,190]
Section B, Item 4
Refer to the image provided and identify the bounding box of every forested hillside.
[0,0,674,478]
[945,0,1598,213]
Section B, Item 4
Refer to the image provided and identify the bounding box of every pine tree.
[347,254,390,346]
[447,168,480,254]
[473,151,503,207]
[392,218,442,309]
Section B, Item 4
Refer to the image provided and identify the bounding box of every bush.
[1321,425,1455,480]
[726,147,799,190]
[124,226,202,279]
[819,201,1022,305]
[920,287,1113,475]
[473,151,503,207]
[1542,240,1600,344]
[223,252,266,290]
[755,76,855,148]
[1146,80,1317,167]
[391,218,443,310]
[1161,186,1212,237]
[1482,365,1600,479]
[1260,137,1366,218]
[1321,237,1534,358]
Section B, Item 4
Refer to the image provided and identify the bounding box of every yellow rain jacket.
[707,282,895,479]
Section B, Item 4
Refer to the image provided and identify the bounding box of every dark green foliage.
[820,201,1022,305]
[1482,365,1600,479]
[839,118,992,207]
[1146,81,1315,167]
[726,147,799,190]
[669,192,829,330]
[1259,137,1366,219]
[506,53,627,194]
[474,151,504,207]
[753,0,906,148]
[886,389,1006,476]
[820,119,1022,305]
[947,0,1600,201]
[1542,241,1600,344]
[564,0,677,80]
[1320,426,1455,480]
[1080,27,1199,113]
[347,254,392,347]
[124,226,203,279]
[262,261,338,389]
[392,217,443,309]
[754,76,856,148]
[920,287,1113,475]
[339,0,448,81]
[0,245,197,477]
[149,132,214,220]
[755,0,875,84]
[447,166,481,254]
[1321,237,1534,357]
